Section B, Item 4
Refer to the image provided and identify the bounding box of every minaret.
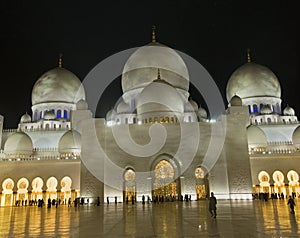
[247,49,251,63]
[58,53,63,68]
[152,25,156,43]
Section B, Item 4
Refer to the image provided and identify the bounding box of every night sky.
[0,0,299,128]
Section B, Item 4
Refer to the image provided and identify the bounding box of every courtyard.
[0,199,299,237]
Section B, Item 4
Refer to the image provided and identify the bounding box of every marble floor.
[0,199,299,237]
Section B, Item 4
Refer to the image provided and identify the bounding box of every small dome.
[106,109,116,121]
[226,62,281,103]
[44,111,56,120]
[58,130,81,153]
[247,125,267,147]
[185,99,198,112]
[198,106,208,119]
[229,95,242,106]
[292,126,300,146]
[76,99,88,110]
[260,105,273,114]
[20,113,31,123]
[137,79,184,116]
[4,132,33,155]
[283,105,295,116]
[32,67,85,106]
[116,100,132,114]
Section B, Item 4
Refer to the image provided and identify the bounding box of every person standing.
[209,192,217,218]
[288,196,296,214]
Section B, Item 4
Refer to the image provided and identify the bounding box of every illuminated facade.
[0,36,300,206]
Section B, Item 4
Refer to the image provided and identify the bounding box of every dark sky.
[0,0,299,128]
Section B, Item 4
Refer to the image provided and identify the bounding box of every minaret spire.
[152,25,156,43]
[247,48,251,63]
[58,53,63,68]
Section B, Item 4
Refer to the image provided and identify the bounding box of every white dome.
[4,132,33,155]
[122,42,189,101]
[58,130,81,153]
[106,109,116,121]
[198,106,208,119]
[76,99,88,110]
[44,111,56,120]
[260,105,272,114]
[226,62,281,102]
[32,67,85,105]
[20,113,31,123]
[283,105,295,116]
[185,99,198,112]
[137,79,184,116]
[229,95,242,106]
[292,126,300,146]
[247,125,267,147]
[116,100,132,114]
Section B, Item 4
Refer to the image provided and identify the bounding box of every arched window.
[34,110,38,121]
[267,118,272,124]
[260,103,263,111]
[63,110,68,119]
[57,110,62,118]
[248,105,251,114]
[39,111,43,119]
[253,104,258,113]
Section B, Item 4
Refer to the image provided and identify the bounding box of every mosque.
[0,32,300,206]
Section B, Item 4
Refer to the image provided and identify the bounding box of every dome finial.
[247,48,251,63]
[152,25,156,43]
[58,53,63,68]
[157,68,161,80]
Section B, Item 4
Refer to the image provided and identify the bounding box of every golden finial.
[157,68,161,80]
[58,53,63,68]
[152,25,156,43]
[247,48,251,63]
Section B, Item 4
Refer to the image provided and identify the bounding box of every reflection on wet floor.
[0,199,299,237]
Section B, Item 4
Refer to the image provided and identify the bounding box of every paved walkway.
[0,199,299,237]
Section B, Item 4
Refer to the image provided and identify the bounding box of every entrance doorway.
[152,160,177,198]
[124,168,136,202]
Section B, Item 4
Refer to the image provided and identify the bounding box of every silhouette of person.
[288,196,296,214]
[209,192,217,218]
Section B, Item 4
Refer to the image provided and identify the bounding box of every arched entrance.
[32,177,44,200]
[46,177,58,200]
[287,170,300,196]
[17,178,29,204]
[123,168,136,202]
[195,167,208,200]
[61,176,72,204]
[152,160,177,198]
[258,171,270,193]
[1,178,14,206]
[272,171,286,196]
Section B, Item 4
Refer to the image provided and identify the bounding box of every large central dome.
[32,67,85,105]
[226,62,281,102]
[121,42,189,102]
